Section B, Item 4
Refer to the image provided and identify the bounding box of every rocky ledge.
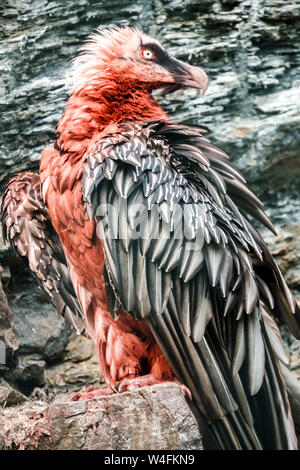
[0,383,203,450]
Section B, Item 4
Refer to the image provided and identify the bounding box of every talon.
[71,387,115,401]
[180,384,193,401]
[172,378,193,401]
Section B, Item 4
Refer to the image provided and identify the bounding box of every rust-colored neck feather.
[56,78,168,160]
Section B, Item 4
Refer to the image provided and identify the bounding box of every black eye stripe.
[140,42,189,76]
[141,43,168,61]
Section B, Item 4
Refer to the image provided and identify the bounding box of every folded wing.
[82,120,300,449]
[1,172,87,336]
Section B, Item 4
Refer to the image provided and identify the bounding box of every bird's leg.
[72,311,192,401]
[117,342,192,400]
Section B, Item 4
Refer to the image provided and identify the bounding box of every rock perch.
[0,383,203,450]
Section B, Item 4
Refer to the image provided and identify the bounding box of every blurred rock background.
[0,0,299,439]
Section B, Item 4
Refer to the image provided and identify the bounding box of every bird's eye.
[141,48,155,60]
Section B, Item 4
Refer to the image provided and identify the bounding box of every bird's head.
[72,27,208,98]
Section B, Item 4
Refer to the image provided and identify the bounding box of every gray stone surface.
[0,377,27,407]
[0,277,19,375]
[0,270,102,397]
[44,346,103,396]
[8,273,68,361]
[0,383,203,450]
[10,355,46,394]
[260,223,300,300]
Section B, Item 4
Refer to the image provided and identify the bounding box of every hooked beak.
[179,65,209,94]
[159,56,208,96]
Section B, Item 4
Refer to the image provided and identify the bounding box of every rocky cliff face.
[0,0,299,449]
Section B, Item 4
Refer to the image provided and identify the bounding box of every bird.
[2,26,300,450]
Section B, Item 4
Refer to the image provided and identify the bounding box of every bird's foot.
[117,373,168,392]
[117,374,192,400]
[71,385,115,401]
[71,377,192,401]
